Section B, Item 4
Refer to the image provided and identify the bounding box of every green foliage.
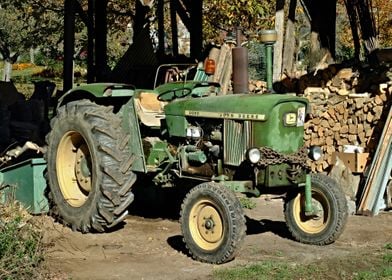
[214,244,392,280]
[248,41,266,81]
[0,0,63,61]
[214,261,312,280]
[0,201,45,280]
[203,0,274,43]
[384,243,392,250]
[239,197,257,210]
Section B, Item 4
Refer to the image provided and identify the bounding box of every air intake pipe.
[232,27,249,94]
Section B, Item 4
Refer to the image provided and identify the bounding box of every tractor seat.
[134,92,166,127]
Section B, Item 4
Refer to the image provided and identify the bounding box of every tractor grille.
[224,120,252,166]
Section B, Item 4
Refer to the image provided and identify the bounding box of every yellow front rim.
[293,191,330,234]
[56,131,93,207]
[189,199,224,251]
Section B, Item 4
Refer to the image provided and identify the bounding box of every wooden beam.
[157,0,165,58]
[175,0,191,30]
[189,0,202,59]
[282,0,297,76]
[87,0,95,83]
[64,0,76,91]
[95,0,108,81]
[170,0,179,56]
[273,0,285,82]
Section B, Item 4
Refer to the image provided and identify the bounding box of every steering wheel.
[157,87,192,101]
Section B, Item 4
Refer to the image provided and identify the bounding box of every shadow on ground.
[166,216,292,256]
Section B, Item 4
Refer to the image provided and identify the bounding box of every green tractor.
[45,65,348,264]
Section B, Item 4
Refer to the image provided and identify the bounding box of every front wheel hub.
[204,218,215,230]
[190,200,224,250]
[74,145,92,192]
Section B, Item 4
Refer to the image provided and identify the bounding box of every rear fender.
[57,84,147,173]
[57,83,135,107]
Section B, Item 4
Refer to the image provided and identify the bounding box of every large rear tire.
[45,100,136,232]
[284,174,348,245]
[180,182,246,264]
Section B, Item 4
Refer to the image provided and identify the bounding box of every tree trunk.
[273,0,285,82]
[30,47,35,64]
[2,60,12,82]
[282,0,298,77]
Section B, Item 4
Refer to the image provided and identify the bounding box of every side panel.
[253,102,305,153]
[117,99,146,173]
[165,115,188,137]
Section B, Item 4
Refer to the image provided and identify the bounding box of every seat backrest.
[134,92,165,127]
[138,92,164,112]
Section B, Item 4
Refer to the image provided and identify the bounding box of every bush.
[0,201,46,280]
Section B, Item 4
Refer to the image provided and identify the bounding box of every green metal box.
[0,158,48,214]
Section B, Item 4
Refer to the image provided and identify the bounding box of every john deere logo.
[284,113,297,126]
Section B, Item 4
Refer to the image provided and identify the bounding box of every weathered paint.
[117,99,146,173]
[164,93,308,153]
[217,180,260,197]
[145,140,170,167]
[260,163,306,187]
[252,102,306,153]
[305,174,313,213]
[58,83,136,106]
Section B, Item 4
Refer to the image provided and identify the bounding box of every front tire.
[180,182,246,264]
[45,100,136,232]
[284,174,348,245]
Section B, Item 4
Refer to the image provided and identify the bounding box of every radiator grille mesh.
[224,120,252,166]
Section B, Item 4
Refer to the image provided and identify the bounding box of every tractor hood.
[164,93,309,121]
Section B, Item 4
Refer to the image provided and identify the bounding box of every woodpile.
[276,62,392,97]
[249,79,267,93]
[304,82,392,172]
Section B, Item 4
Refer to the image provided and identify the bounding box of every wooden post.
[95,0,108,81]
[273,0,285,82]
[64,0,76,91]
[190,0,202,59]
[170,0,179,57]
[157,0,165,59]
[282,0,297,76]
[87,0,95,83]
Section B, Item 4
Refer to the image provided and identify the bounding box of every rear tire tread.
[45,99,136,233]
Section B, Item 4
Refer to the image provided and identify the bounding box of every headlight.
[308,146,322,161]
[246,148,261,164]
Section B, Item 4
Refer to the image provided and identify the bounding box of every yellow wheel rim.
[56,131,93,207]
[292,190,330,234]
[189,199,224,251]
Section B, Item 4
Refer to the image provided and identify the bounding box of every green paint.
[265,44,274,90]
[117,99,146,173]
[165,115,188,137]
[164,93,307,141]
[217,180,260,197]
[145,140,170,167]
[305,174,313,213]
[0,158,48,214]
[187,150,207,164]
[253,102,306,153]
[261,163,306,187]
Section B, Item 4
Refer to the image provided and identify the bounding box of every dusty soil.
[42,194,392,280]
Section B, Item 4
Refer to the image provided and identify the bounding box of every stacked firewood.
[249,80,267,93]
[304,82,392,172]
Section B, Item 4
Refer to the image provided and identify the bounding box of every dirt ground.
[42,194,392,280]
